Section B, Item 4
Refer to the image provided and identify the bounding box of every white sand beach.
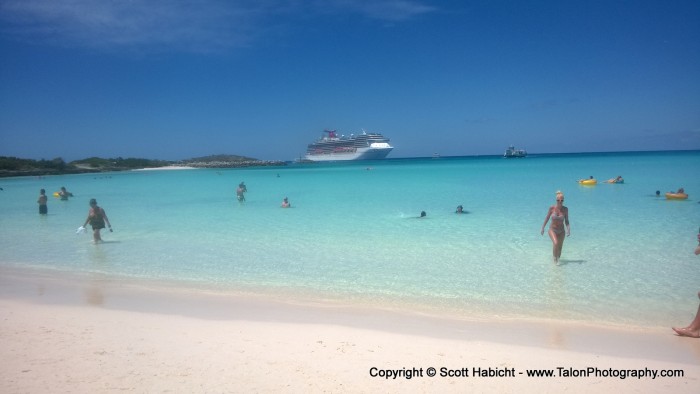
[131,165,196,171]
[1,269,699,393]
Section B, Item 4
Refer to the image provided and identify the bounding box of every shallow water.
[1,151,699,327]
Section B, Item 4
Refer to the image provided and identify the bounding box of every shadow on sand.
[558,259,586,266]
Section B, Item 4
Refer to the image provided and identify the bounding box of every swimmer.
[58,186,73,200]
[605,175,624,183]
[419,211,426,218]
[540,191,570,265]
[281,197,290,208]
[656,190,661,197]
[455,205,464,214]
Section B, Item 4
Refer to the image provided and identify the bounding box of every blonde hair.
[555,190,564,199]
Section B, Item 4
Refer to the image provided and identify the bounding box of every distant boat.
[304,129,393,162]
[504,145,527,158]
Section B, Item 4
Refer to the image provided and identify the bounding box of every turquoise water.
[1,151,699,328]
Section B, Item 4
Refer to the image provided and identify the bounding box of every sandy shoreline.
[1,268,699,393]
[131,165,197,171]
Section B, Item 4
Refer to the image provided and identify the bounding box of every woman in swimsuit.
[541,191,570,265]
[82,198,112,244]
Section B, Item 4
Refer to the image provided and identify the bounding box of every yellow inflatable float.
[665,192,688,200]
[578,179,597,185]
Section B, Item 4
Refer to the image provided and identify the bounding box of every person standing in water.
[82,198,112,243]
[236,182,247,202]
[38,189,48,215]
[541,190,570,265]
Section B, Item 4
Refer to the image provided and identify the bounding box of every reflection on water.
[548,327,566,349]
[546,266,568,349]
[84,245,110,307]
[84,282,105,306]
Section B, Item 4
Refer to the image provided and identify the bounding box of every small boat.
[504,145,527,158]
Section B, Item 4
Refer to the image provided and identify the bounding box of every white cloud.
[1,0,281,53]
[321,0,436,21]
[0,0,437,53]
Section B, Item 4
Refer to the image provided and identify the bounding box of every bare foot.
[672,327,700,338]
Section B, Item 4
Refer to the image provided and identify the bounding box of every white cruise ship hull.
[305,145,393,162]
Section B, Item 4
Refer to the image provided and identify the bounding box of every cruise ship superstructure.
[304,129,393,161]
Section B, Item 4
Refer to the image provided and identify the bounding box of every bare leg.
[93,229,102,243]
[555,232,565,261]
[548,229,561,264]
[672,291,700,338]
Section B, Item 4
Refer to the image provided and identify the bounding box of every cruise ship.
[304,129,394,161]
[503,145,527,158]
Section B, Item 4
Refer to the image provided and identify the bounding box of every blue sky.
[1,0,699,161]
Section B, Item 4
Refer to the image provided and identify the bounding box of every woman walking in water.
[82,198,112,244]
[541,190,570,265]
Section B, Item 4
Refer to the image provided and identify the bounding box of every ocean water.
[1,151,699,328]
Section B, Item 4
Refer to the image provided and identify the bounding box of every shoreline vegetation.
[0,154,287,177]
[3,150,697,178]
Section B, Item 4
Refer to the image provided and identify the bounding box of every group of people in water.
[576,175,689,200]
[417,205,468,218]
[235,181,291,208]
[36,186,72,215]
[196,177,700,339]
[240,177,696,339]
[577,175,625,185]
[36,186,111,244]
[414,191,570,266]
[31,176,699,339]
[542,177,689,265]
[538,180,698,338]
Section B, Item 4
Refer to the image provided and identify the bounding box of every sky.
[1,0,699,161]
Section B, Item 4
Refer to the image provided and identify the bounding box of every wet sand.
[1,267,699,393]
